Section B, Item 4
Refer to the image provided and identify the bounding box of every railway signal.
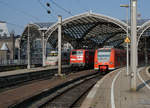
[124,37,130,43]
[124,36,130,76]
[120,4,130,76]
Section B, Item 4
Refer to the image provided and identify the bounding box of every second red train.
[94,47,126,71]
[70,49,94,68]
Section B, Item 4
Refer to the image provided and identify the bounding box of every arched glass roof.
[20,23,54,64]
[45,12,127,49]
[19,12,150,65]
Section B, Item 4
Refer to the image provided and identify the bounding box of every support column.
[42,32,46,66]
[130,0,137,91]
[18,46,21,64]
[27,24,31,69]
[127,42,129,75]
[126,6,129,76]
[58,15,62,76]
[145,37,148,65]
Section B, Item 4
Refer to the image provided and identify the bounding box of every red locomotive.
[70,49,94,68]
[94,47,126,72]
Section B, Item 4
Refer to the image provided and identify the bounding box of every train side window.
[85,51,88,56]
[117,57,120,62]
[117,54,121,63]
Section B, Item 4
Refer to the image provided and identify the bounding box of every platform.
[81,67,150,108]
[0,65,70,77]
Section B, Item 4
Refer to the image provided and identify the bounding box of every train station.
[0,0,150,108]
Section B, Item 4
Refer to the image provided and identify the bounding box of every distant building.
[0,34,15,61]
[0,21,10,37]
[63,42,73,51]
[0,21,20,62]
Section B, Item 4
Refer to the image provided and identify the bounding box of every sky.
[0,0,150,35]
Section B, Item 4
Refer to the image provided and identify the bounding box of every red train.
[94,48,126,71]
[70,49,94,68]
[70,47,148,72]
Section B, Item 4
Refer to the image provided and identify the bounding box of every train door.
[85,51,89,65]
[114,50,119,67]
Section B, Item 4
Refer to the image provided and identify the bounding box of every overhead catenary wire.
[49,0,73,16]
[0,21,26,35]
[37,0,48,11]
[0,0,40,21]
[0,15,25,30]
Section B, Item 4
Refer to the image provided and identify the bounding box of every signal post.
[124,37,130,76]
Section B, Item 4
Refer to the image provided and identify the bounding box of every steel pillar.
[27,24,31,69]
[144,37,148,65]
[58,15,62,76]
[126,6,129,76]
[127,42,129,75]
[42,32,46,66]
[18,46,21,64]
[130,0,137,91]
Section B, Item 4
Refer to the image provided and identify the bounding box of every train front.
[94,48,114,72]
[70,49,85,68]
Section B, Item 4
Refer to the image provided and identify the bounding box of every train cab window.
[98,49,111,62]
[72,51,83,55]
[98,49,111,52]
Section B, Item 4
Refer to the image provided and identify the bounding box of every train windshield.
[98,49,111,62]
[72,51,83,55]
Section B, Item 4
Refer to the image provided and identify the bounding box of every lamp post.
[120,4,130,76]
[130,0,137,91]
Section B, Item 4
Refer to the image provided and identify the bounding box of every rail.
[10,71,102,108]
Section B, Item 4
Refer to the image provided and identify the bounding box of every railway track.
[10,71,103,108]
[70,86,91,108]
[41,74,101,108]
